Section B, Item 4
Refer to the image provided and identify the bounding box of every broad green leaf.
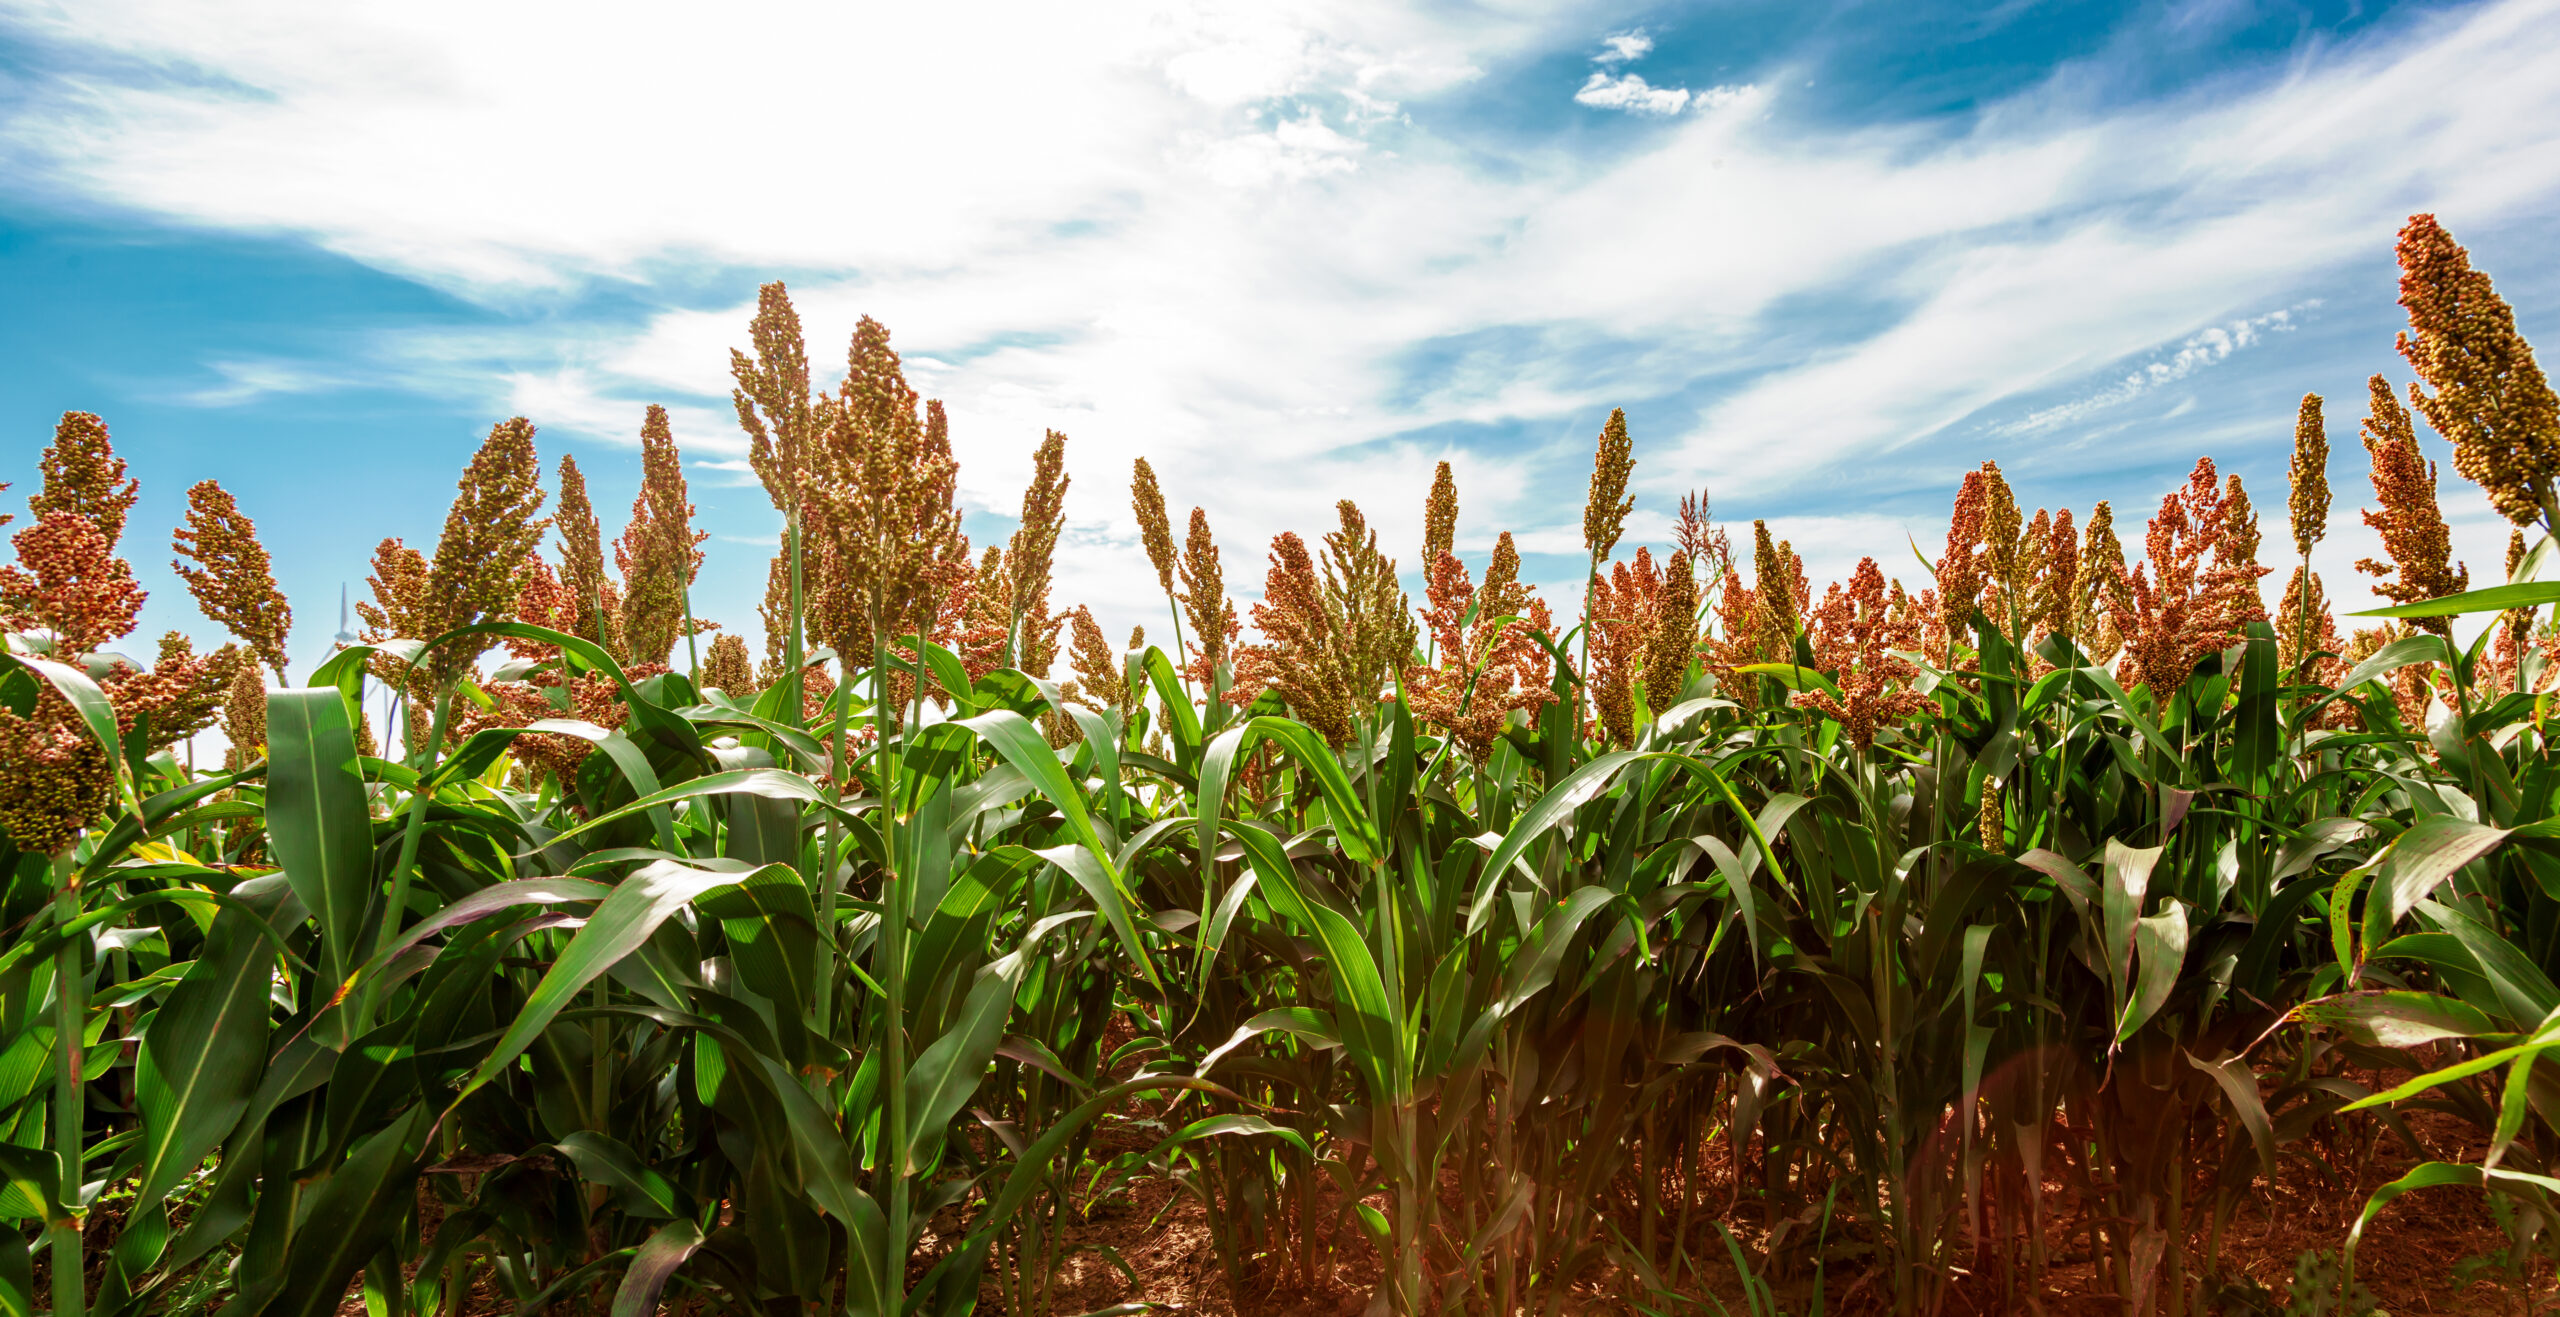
[610,1220,706,1317]
[1230,824,1404,1098]
[2118,900,2188,1042]
[546,768,839,850]
[455,861,776,1099]
[130,874,291,1217]
[2350,581,2560,618]
[557,1131,690,1219]
[235,1105,431,1317]
[2297,990,2498,1048]
[2380,814,2509,925]
[1468,750,1646,934]
[2185,1051,2278,1182]
[264,688,375,981]
[904,965,1019,1171]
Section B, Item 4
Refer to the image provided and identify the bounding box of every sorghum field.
[5,213,2560,1317]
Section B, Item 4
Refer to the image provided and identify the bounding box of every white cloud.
[178,358,350,406]
[1575,70,1691,115]
[2004,304,2311,434]
[5,0,2560,647]
[1595,30,1653,65]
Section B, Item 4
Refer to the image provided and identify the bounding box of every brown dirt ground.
[42,1089,2550,1315]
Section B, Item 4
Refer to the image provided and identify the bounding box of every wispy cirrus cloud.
[2004,304,2314,435]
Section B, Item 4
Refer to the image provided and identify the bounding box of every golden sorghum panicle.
[1978,789,2003,853]
[172,480,292,679]
[1706,563,1763,698]
[132,631,241,750]
[357,538,433,643]
[1067,606,1126,712]
[1797,556,1930,752]
[1,511,146,657]
[223,659,266,766]
[1320,500,1417,705]
[2073,501,2128,659]
[32,411,139,551]
[1986,502,2049,639]
[1586,548,1662,745]
[1179,507,1237,686]
[0,686,113,854]
[616,405,705,666]
[2277,566,2347,678]
[2290,393,2330,557]
[732,281,819,517]
[757,535,791,667]
[1132,457,1179,596]
[1939,468,1991,654]
[1583,408,1636,563]
[1751,520,1800,642]
[702,632,756,698]
[2113,457,2268,692]
[1232,531,1354,744]
[2395,214,2560,526]
[1979,462,2024,602]
[1424,461,1458,565]
[2502,528,2535,661]
[808,316,970,661]
[1405,532,1557,759]
[951,546,1013,683]
[1644,548,1699,715]
[554,453,617,652]
[2029,507,2079,641]
[2221,474,2263,570]
[2355,374,2468,636]
[1009,430,1071,675]
[422,418,550,684]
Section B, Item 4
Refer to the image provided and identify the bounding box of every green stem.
[814,673,850,1048]
[681,575,702,684]
[363,685,453,1032]
[872,621,909,1314]
[785,507,806,729]
[50,849,83,1317]
[1166,593,1191,700]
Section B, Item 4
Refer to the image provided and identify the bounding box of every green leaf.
[2350,581,2560,618]
[264,688,375,982]
[609,1220,706,1317]
[958,708,1107,857]
[0,1145,61,1226]
[557,1131,691,1219]
[2297,990,2498,1048]
[1468,750,1646,935]
[2119,900,2188,1042]
[2380,814,2510,925]
[236,1105,432,1317]
[1731,662,1843,699]
[455,861,774,1100]
[1239,716,1380,864]
[904,965,1019,1171]
[1229,825,1404,1099]
[130,875,291,1217]
[1197,1007,1341,1075]
[1036,842,1162,1000]
[2185,1051,2278,1183]
[546,768,838,850]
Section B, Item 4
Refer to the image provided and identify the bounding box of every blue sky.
[3,0,2557,675]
